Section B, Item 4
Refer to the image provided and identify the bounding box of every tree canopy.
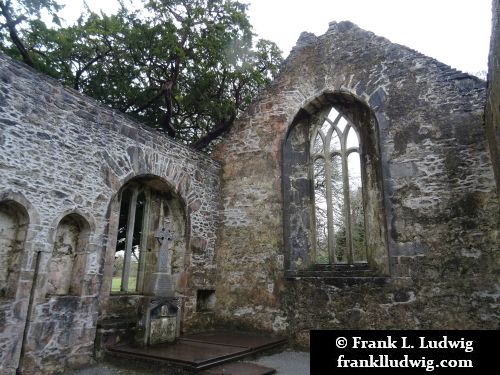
[0,0,283,150]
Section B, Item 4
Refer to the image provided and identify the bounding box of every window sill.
[284,263,390,286]
[109,292,144,296]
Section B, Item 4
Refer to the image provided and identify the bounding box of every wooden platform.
[107,330,286,372]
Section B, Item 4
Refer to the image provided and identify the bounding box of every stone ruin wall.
[0,54,220,375]
[213,21,499,344]
[486,0,500,192]
[0,9,498,374]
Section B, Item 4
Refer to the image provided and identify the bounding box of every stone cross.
[154,219,174,275]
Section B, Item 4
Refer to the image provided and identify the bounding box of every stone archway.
[98,175,190,350]
[110,176,188,295]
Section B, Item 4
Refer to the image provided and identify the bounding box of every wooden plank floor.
[180,331,286,351]
[108,330,286,370]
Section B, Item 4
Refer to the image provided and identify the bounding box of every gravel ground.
[66,350,310,375]
[252,350,310,375]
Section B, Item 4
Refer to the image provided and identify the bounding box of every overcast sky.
[60,0,493,76]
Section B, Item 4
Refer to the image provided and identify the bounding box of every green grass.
[111,277,137,292]
[111,277,121,291]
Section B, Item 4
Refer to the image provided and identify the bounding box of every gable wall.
[213,22,499,344]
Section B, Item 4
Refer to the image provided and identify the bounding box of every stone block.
[149,316,177,344]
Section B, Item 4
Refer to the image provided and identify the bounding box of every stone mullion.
[342,148,353,264]
[121,188,138,292]
[136,189,151,293]
[324,156,336,264]
[343,125,355,264]
[324,115,344,264]
[323,134,336,264]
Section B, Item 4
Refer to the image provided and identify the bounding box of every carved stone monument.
[136,218,181,346]
[146,218,176,297]
[135,297,179,346]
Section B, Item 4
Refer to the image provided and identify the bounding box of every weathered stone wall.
[0,54,220,374]
[486,0,500,194]
[1,12,498,372]
[213,21,499,343]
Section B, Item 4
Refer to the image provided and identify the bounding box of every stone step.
[201,362,276,375]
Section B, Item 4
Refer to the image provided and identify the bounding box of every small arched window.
[112,178,187,294]
[311,109,366,264]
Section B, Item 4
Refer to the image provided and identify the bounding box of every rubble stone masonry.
[0,10,499,375]
[213,21,499,345]
[486,0,500,192]
[0,55,220,374]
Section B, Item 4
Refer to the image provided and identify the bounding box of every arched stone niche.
[282,91,389,274]
[46,213,91,296]
[0,200,29,299]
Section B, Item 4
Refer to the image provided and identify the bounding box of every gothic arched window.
[311,109,366,264]
[282,92,389,276]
